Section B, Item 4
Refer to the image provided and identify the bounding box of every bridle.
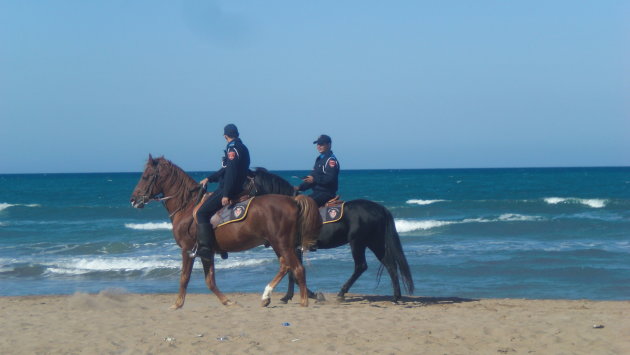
[138,163,208,220]
[137,165,173,205]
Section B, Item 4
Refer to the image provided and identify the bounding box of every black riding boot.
[196,224,228,260]
[195,223,214,259]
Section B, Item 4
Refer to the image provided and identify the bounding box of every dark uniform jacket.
[206,138,250,199]
[298,150,340,195]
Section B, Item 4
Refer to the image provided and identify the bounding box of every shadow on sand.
[339,294,478,307]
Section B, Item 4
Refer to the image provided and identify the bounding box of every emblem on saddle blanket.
[210,197,254,229]
[320,203,344,224]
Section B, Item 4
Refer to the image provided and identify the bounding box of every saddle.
[320,195,345,224]
[193,192,253,229]
[325,195,343,207]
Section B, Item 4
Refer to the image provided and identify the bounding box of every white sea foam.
[581,199,606,208]
[125,222,173,230]
[395,213,542,233]
[0,203,40,211]
[395,219,455,233]
[406,199,446,206]
[219,258,273,269]
[544,197,567,205]
[46,257,180,275]
[44,255,271,275]
[544,197,606,208]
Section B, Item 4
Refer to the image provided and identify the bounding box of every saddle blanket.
[210,197,254,229]
[320,203,344,224]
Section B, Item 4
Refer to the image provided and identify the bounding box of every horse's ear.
[148,154,157,166]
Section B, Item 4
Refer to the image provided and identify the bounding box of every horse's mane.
[252,167,295,196]
[153,156,201,208]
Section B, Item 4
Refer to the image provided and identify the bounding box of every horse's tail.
[294,195,322,251]
[379,208,414,295]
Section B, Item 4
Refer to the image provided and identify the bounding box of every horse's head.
[130,154,166,208]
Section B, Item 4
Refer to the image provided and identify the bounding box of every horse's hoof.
[169,304,183,310]
[336,295,345,302]
[316,292,326,303]
[279,297,289,304]
[261,299,271,307]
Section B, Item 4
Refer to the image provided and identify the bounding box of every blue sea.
[1,167,629,300]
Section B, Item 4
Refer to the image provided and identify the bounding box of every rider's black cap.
[313,134,332,145]
[224,124,239,138]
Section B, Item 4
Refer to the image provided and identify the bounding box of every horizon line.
[1,165,629,175]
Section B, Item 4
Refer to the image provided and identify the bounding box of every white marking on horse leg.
[262,284,274,300]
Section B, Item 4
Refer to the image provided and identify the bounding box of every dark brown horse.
[130,155,321,308]
[251,168,414,303]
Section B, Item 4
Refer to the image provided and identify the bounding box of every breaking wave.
[544,197,607,208]
[395,213,543,233]
[0,203,41,211]
[406,199,447,206]
[1,255,274,277]
[395,219,455,232]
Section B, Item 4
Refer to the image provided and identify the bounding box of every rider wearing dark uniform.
[195,124,250,260]
[296,134,340,207]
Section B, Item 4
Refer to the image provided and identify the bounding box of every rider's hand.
[200,178,208,187]
[303,176,314,184]
[221,197,230,206]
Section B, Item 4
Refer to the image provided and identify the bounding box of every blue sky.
[1,1,628,173]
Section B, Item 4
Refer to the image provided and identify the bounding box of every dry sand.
[1,290,628,354]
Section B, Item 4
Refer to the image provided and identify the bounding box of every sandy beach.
[1,291,628,354]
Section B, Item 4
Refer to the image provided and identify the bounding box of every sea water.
[1,167,629,300]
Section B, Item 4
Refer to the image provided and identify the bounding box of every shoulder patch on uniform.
[328,159,337,168]
[227,151,236,160]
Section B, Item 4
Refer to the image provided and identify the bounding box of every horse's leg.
[298,249,319,299]
[280,249,314,302]
[261,256,292,307]
[280,248,319,304]
[290,257,309,307]
[282,248,310,307]
[337,242,368,301]
[200,256,234,306]
[369,245,402,302]
[279,268,295,304]
[170,250,195,310]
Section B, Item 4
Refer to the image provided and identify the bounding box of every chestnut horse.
[130,156,321,308]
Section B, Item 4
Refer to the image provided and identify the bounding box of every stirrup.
[187,244,198,258]
[188,243,214,259]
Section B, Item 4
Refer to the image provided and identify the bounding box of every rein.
[246,176,258,196]
[166,185,203,219]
